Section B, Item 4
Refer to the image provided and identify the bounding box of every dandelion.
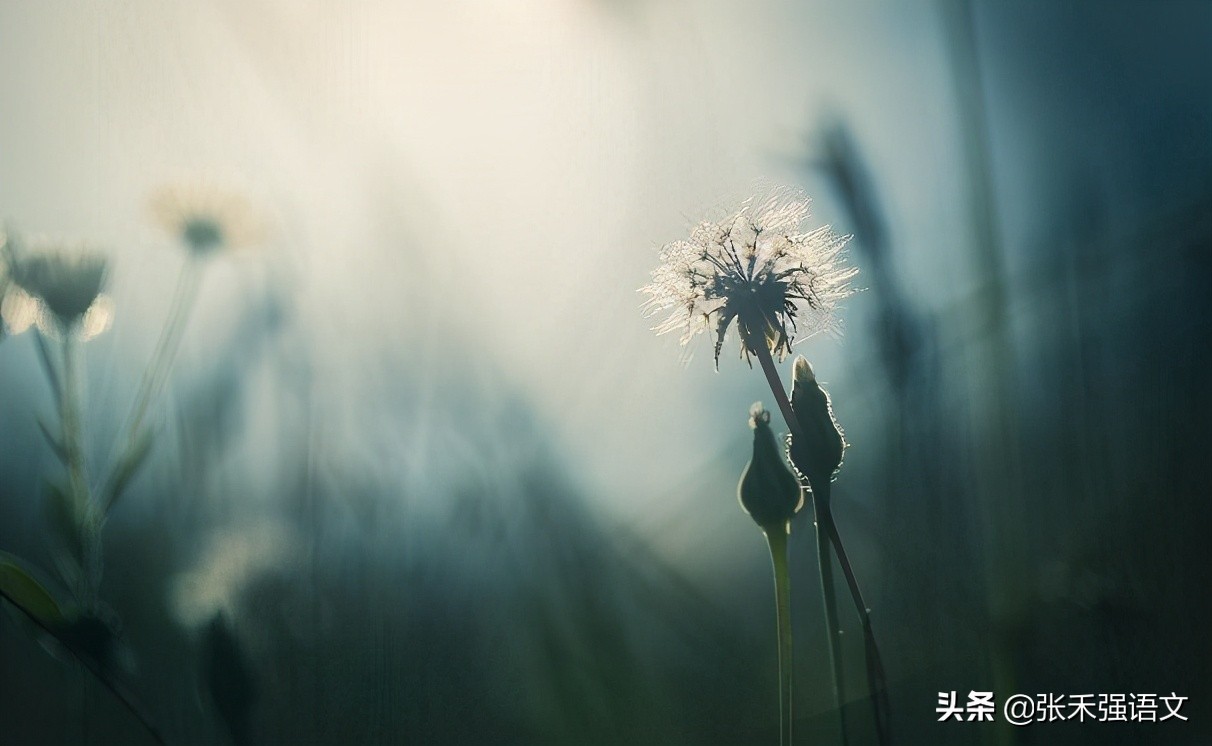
[9,246,113,339]
[149,183,263,256]
[645,189,889,745]
[641,188,857,368]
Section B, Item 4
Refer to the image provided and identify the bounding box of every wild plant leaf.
[103,429,155,514]
[43,480,84,564]
[36,417,69,463]
[0,551,70,628]
[0,575,160,742]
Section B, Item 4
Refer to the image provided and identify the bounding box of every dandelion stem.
[747,336,888,744]
[748,331,804,444]
[765,523,794,746]
[813,483,848,746]
[820,505,891,746]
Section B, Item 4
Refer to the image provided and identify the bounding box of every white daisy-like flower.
[1,284,44,336]
[149,183,264,256]
[7,244,113,340]
[641,188,858,367]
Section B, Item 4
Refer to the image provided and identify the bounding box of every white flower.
[1,285,45,336]
[641,188,858,367]
[7,244,113,340]
[149,183,263,256]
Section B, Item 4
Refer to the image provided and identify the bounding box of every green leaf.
[0,551,71,628]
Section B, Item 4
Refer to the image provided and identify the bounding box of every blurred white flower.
[7,244,112,340]
[170,524,292,629]
[1,285,43,336]
[149,183,264,256]
[641,188,858,367]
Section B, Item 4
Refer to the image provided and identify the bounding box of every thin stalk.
[59,334,86,512]
[813,484,848,746]
[764,523,794,746]
[103,258,201,515]
[59,332,100,608]
[747,335,889,744]
[122,257,201,448]
[750,339,804,444]
[34,330,63,410]
[821,508,891,746]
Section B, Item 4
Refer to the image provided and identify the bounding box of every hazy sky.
[0,1,981,548]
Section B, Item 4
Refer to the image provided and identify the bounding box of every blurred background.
[1,0,1209,743]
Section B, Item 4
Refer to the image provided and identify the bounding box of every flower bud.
[788,356,846,496]
[738,403,803,530]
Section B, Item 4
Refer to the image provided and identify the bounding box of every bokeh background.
[1,1,1209,744]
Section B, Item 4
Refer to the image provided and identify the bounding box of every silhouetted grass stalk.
[813,486,848,746]
[820,505,890,745]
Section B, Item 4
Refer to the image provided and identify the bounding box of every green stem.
[750,338,804,444]
[59,335,85,510]
[765,523,794,746]
[748,335,888,744]
[821,509,891,746]
[123,257,201,446]
[103,258,201,515]
[814,484,848,745]
[33,330,63,409]
[59,332,100,608]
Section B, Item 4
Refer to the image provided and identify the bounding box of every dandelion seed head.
[150,182,264,256]
[641,187,858,367]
